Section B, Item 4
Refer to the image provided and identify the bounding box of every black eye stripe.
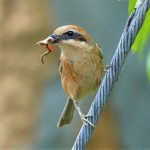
[62,31,87,42]
[50,32,87,43]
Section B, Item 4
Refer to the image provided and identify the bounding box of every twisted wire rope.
[72,0,150,149]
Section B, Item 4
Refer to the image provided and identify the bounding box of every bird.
[37,25,104,128]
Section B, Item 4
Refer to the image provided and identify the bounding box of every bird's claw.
[73,100,95,128]
[80,114,95,128]
[82,114,93,118]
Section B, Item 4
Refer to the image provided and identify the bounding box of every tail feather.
[57,98,75,127]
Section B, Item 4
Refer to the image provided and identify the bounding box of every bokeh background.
[1,0,150,150]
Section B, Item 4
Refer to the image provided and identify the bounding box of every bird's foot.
[73,100,95,128]
[80,114,95,128]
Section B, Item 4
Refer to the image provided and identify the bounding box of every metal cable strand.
[72,0,150,149]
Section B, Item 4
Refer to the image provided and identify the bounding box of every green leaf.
[128,1,150,55]
[128,0,136,14]
[146,51,150,82]
[132,9,150,56]
[128,1,150,81]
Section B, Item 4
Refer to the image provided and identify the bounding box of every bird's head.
[37,25,94,53]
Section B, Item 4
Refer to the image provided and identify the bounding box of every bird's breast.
[59,50,104,100]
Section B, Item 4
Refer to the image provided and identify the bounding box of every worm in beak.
[36,36,55,64]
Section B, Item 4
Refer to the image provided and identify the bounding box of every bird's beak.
[36,36,55,45]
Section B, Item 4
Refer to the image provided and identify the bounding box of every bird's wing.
[96,43,103,59]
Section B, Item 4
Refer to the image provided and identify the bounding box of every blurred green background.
[0,0,150,150]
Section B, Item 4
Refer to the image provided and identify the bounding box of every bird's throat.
[59,44,93,60]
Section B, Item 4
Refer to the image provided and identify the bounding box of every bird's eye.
[65,31,74,37]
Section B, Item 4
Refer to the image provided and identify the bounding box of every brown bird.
[37,25,104,127]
